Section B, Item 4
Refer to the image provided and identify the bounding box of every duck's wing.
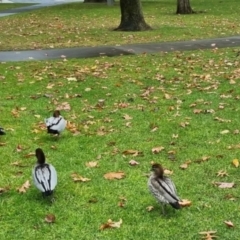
[32,164,57,193]
[148,175,180,206]
[45,117,66,132]
[148,175,169,204]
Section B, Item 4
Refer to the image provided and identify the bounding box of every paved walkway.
[0,2,239,62]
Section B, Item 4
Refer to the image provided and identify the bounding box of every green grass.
[1,47,240,239]
[0,0,240,50]
[0,3,33,11]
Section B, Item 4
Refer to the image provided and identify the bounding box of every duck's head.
[53,110,61,118]
[35,148,45,165]
[151,163,164,178]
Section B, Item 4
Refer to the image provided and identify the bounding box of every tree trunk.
[115,0,151,31]
[176,0,195,14]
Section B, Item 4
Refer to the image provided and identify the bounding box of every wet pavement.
[0,36,239,62]
[0,2,239,62]
[0,0,83,17]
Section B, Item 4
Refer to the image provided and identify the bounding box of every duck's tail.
[169,201,181,209]
[42,190,53,197]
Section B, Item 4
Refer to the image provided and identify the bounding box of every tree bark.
[176,0,195,14]
[115,0,151,31]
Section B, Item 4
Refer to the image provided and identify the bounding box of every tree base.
[114,22,152,31]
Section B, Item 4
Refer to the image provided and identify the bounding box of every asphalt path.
[0,3,239,62]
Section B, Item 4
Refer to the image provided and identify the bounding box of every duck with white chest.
[45,110,67,136]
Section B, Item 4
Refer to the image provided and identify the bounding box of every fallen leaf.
[129,159,139,166]
[179,199,192,207]
[224,220,234,228]
[104,172,125,180]
[217,170,228,177]
[220,129,230,134]
[85,161,98,168]
[180,163,189,170]
[100,219,122,230]
[199,231,217,240]
[232,159,239,168]
[10,161,28,167]
[45,214,56,223]
[0,186,9,195]
[0,142,7,146]
[17,180,31,193]
[164,169,173,175]
[24,152,35,158]
[146,206,154,212]
[214,182,235,189]
[71,173,91,182]
[151,146,165,154]
[122,149,143,157]
[123,114,132,120]
[16,144,24,152]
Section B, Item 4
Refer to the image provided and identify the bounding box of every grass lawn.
[0,3,33,11]
[0,0,240,50]
[1,46,240,239]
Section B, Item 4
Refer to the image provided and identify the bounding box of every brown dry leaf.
[199,231,217,240]
[46,83,55,89]
[193,109,203,114]
[45,214,56,223]
[180,122,190,128]
[85,161,98,168]
[232,159,239,168]
[164,93,172,99]
[24,152,35,158]
[0,142,7,146]
[0,186,9,195]
[202,156,210,161]
[151,146,165,154]
[164,169,173,175]
[17,180,31,193]
[11,108,20,118]
[10,161,28,167]
[71,173,91,182]
[146,206,154,212]
[214,182,235,189]
[224,220,234,228]
[220,129,230,134]
[180,163,189,170]
[122,149,143,157]
[179,199,192,207]
[16,144,24,152]
[51,145,57,150]
[217,170,228,177]
[104,172,125,180]
[123,114,132,120]
[150,127,158,132]
[118,196,126,207]
[129,159,139,166]
[100,219,122,230]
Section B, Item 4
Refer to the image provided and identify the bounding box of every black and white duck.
[32,148,57,197]
[148,163,181,214]
[45,110,66,135]
[0,127,6,135]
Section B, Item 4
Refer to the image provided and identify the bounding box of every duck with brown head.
[32,148,57,197]
[45,110,67,136]
[148,163,181,214]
